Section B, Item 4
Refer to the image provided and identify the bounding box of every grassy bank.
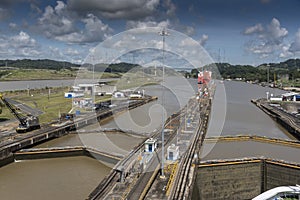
[0,68,121,81]
[1,87,72,123]
[0,86,121,125]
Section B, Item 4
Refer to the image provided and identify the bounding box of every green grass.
[114,72,159,90]
[0,69,121,81]
[0,69,77,81]
[0,70,158,124]
[1,88,72,123]
[0,87,118,124]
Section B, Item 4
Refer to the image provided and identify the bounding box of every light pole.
[159,28,169,179]
[91,55,95,108]
[267,64,270,85]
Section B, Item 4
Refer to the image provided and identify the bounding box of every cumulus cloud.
[163,0,176,16]
[67,0,160,20]
[289,28,300,53]
[244,24,263,35]
[37,1,112,44]
[0,31,41,58]
[126,18,170,29]
[0,31,81,61]
[267,18,288,44]
[199,34,208,46]
[9,22,17,29]
[179,34,208,47]
[11,31,37,47]
[184,26,195,36]
[279,44,293,58]
[54,13,112,43]
[244,18,288,58]
[38,1,76,37]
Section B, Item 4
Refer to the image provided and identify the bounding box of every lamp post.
[91,55,95,109]
[159,28,169,179]
[267,64,270,85]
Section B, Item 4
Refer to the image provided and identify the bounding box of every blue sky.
[1,0,300,66]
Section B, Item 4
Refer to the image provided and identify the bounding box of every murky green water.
[0,156,111,200]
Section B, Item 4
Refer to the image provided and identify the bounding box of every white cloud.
[0,31,87,61]
[0,31,41,59]
[179,34,208,48]
[289,28,300,53]
[68,0,160,20]
[37,1,112,44]
[267,18,288,44]
[9,22,17,29]
[279,44,293,58]
[244,24,263,35]
[11,31,37,47]
[199,34,208,46]
[179,38,198,47]
[38,1,75,37]
[244,18,288,58]
[66,48,80,56]
[163,0,176,16]
[126,18,170,29]
[54,13,112,44]
[184,26,195,36]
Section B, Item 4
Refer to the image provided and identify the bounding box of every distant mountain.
[81,62,142,73]
[203,63,266,81]
[0,59,80,70]
[1,58,300,82]
[0,59,143,74]
[258,59,300,71]
[200,58,300,82]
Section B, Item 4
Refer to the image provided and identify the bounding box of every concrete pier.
[252,99,300,139]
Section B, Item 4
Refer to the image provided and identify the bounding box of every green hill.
[0,59,80,70]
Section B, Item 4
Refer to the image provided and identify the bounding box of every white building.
[96,83,116,95]
[144,138,157,153]
[78,83,98,95]
[113,91,125,98]
[78,83,116,96]
[64,86,84,98]
[167,144,179,161]
[130,93,143,99]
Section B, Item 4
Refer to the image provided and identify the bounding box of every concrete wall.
[192,160,300,200]
[194,162,262,200]
[266,162,300,190]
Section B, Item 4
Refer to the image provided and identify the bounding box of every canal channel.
[0,78,294,199]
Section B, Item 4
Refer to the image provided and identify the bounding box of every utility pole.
[91,55,95,108]
[267,64,270,84]
[159,28,169,179]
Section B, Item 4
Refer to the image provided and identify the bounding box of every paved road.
[5,98,43,116]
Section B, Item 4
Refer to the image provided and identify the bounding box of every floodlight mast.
[159,28,169,179]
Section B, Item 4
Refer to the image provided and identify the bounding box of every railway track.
[88,105,184,200]
[169,99,209,200]
[88,171,119,200]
